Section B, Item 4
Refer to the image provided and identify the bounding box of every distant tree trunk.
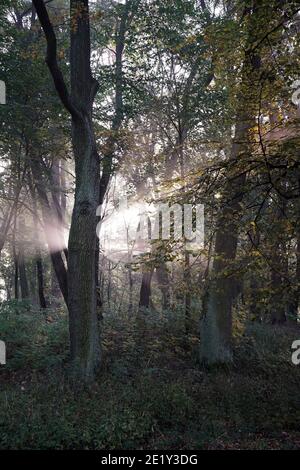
[50,157,68,260]
[107,260,112,308]
[12,213,19,300]
[51,157,60,202]
[5,279,11,301]
[29,152,67,304]
[185,251,191,333]
[36,255,47,309]
[0,181,23,260]
[156,262,170,310]
[50,263,60,298]
[30,160,68,305]
[60,159,67,218]
[95,1,130,306]
[14,252,19,300]
[29,175,48,309]
[139,270,153,308]
[18,216,29,300]
[18,248,29,300]
[128,265,133,315]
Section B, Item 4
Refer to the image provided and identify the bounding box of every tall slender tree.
[33,0,102,381]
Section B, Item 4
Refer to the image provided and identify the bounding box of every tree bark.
[18,247,29,300]
[36,253,47,309]
[33,0,102,382]
[128,264,133,315]
[200,54,259,364]
[14,251,19,300]
[139,270,153,308]
[17,216,29,300]
[67,0,101,381]
[184,251,191,334]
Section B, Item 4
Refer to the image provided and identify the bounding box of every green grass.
[1,301,300,449]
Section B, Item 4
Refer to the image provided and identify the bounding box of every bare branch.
[32,0,79,118]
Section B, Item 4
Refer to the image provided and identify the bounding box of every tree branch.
[32,0,79,118]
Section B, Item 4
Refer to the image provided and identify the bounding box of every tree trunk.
[156,262,170,310]
[128,265,133,315]
[33,0,102,382]
[14,250,19,300]
[139,270,153,308]
[36,254,47,309]
[185,251,191,334]
[95,1,129,306]
[18,216,29,300]
[30,160,68,305]
[60,159,67,218]
[200,105,251,362]
[18,247,29,300]
[67,0,101,381]
[200,102,254,362]
[200,227,240,364]
[199,4,262,365]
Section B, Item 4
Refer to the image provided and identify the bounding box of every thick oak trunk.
[67,117,101,381]
[67,0,101,381]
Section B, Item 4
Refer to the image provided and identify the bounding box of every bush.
[0,300,69,370]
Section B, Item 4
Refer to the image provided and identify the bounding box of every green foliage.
[1,305,300,449]
[0,300,69,370]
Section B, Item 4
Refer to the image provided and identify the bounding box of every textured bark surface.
[67,116,101,380]
[33,0,101,382]
[67,0,101,381]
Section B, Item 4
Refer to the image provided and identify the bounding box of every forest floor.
[1,300,300,450]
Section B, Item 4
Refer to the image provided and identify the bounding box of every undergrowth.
[1,300,300,449]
